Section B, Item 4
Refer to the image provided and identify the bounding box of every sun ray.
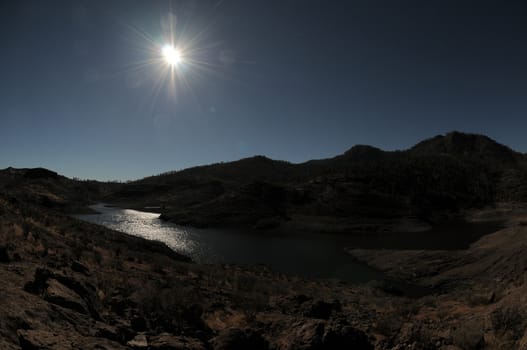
[102,1,253,119]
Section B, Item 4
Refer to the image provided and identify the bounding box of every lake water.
[74,204,503,284]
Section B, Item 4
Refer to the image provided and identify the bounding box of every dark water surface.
[337,220,505,250]
[75,204,503,284]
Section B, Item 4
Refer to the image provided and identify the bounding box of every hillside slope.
[107,132,527,231]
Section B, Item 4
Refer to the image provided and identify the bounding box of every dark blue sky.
[1,0,527,180]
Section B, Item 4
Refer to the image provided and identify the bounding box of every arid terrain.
[2,132,527,349]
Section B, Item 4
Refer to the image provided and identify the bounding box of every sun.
[162,44,182,66]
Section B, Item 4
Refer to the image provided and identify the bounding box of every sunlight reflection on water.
[73,203,503,290]
[75,204,214,262]
[74,204,385,282]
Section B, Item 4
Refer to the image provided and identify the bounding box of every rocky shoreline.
[0,193,383,349]
[4,188,527,348]
[4,131,527,348]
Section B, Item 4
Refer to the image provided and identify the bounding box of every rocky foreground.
[0,192,383,349]
[3,192,527,349]
[108,132,527,234]
[4,131,527,349]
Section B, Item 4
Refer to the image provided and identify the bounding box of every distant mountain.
[3,134,526,349]
[106,131,527,231]
[141,155,301,185]
[0,167,120,213]
[3,132,526,232]
[410,131,524,166]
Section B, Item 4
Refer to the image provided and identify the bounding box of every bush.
[452,319,485,350]
[492,307,525,340]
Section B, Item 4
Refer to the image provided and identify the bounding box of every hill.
[0,167,120,214]
[2,131,525,232]
[4,132,527,348]
[106,132,527,231]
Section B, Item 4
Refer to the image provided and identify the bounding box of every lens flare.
[162,44,182,66]
[118,3,237,111]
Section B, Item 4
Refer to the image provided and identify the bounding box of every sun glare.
[162,44,182,66]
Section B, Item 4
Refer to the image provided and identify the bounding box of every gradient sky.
[1,0,527,180]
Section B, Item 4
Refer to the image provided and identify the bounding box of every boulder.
[44,278,88,315]
[18,329,70,350]
[71,261,90,275]
[323,320,373,349]
[131,315,147,332]
[0,246,10,263]
[211,328,268,350]
[304,300,341,320]
[149,333,207,350]
[94,322,120,343]
[17,329,127,350]
[276,320,325,350]
[127,333,148,348]
[24,268,51,295]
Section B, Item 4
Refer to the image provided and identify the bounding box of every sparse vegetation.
[2,132,527,348]
[452,319,485,350]
[492,306,526,340]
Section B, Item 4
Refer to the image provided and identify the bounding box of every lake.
[74,204,503,284]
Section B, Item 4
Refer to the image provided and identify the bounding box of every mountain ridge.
[2,131,525,231]
[103,131,527,231]
[2,131,518,183]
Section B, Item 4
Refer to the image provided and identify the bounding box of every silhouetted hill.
[3,132,525,231]
[140,155,302,186]
[410,131,525,167]
[104,131,527,231]
[0,167,120,213]
[4,134,527,348]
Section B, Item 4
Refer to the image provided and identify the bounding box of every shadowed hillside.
[3,132,526,232]
[5,132,527,348]
[106,132,527,231]
[0,167,121,214]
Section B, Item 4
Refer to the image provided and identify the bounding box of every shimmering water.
[74,204,385,282]
[75,204,503,284]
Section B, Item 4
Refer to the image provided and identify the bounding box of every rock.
[487,291,496,304]
[290,295,312,305]
[131,315,147,332]
[18,329,128,350]
[276,296,341,319]
[127,333,148,348]
[0,338,19,350]
[18,329,70,350]
[451,319,485,350]
[94,322,120,343]
[115,323,137,343]
[323,320,373,349]
[182,304,207,329]
[276,319,325,350]
[149,333,207,350]
[375,281,404,296]
[305,300,341,320]
[23,268,51,294]
[71,261,90,275]
[52,274,101,320]
[0,246,10,263]
[276,294,312,314]
[44,278,88,315]
[71,337,128,349]
[109,294,136,316]
[211,328,269,350]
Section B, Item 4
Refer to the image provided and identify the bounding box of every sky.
[1,0,527,180]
